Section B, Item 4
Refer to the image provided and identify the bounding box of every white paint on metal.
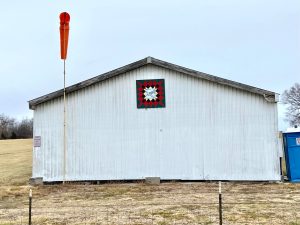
[32,65,280,181]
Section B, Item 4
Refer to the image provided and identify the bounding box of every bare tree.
[16,118,33,138]
[0,114,15,139]
[0,114,33,139]
[282,83,300,126]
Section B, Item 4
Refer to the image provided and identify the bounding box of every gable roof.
[29,56,278,109]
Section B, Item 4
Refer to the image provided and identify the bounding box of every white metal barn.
[29,57,281,182]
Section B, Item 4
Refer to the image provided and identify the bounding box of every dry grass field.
[0,139,32,186]
[0,139,300,225]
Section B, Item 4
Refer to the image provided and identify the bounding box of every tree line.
[0,114,33,139]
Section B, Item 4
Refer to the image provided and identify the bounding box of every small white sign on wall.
[34,136,41,147]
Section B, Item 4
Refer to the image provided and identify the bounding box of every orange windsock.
[59,12,70,60]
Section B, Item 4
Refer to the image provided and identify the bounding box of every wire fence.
[2,202,300,225]
[1,185,300,225]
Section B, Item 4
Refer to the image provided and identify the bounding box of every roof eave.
[150,57,277,97]
[28,56,278,110]
[28,57,149,109]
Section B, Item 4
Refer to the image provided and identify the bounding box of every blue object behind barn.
[283,132,300,182]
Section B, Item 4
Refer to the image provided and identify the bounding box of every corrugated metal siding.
[32,65,280,181]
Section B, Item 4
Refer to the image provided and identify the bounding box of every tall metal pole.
[63,59,66,184]
[60,11,70,184]
[59,12,70,184]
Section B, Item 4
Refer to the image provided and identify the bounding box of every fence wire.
[0,185,299,225]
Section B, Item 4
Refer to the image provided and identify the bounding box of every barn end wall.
[32,65,280,181]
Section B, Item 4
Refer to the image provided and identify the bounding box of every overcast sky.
[0,0,299,130]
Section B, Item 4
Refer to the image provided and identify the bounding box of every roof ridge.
[29,56,277,109]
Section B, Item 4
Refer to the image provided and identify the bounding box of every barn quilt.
[136,79,165,108]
